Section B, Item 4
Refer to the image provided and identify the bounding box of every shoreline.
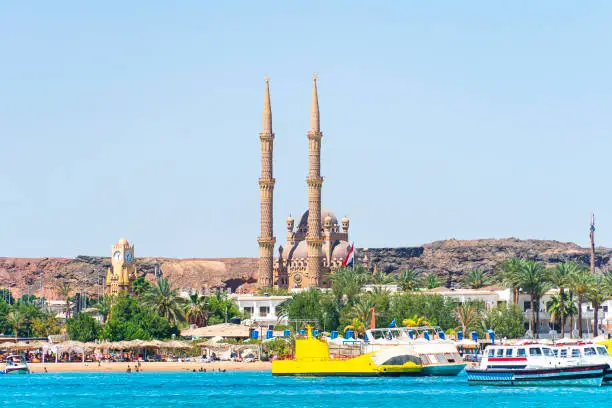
[28,361,272,373]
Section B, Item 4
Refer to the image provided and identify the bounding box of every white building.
[232,295,291,326]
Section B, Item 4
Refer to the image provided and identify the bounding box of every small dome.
[288,241,308,260]
[297,208,338,231]
[332,241,351,259]
[117,238,130,247]
[287,215,294,222]
[342,216,349,223]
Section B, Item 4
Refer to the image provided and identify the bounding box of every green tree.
[586,273,610,337]
[394,269,421,292]
[101,294,178,341]
[330,266,370,304]
[207,291,241,324]
[184,294,210,327]
[481,303,525,339]
[30,314,61,337]
[453,301,484,334]
[93,295,113,323]
[278,289,340,331]
[55,281,73,319]
[132,277,151,297]
[7,309,25,339]
[424,273,441,289]
[390,293,457,331]
[0,300,11,334]
[141,278,185,324]
[496,258,524,304]
[0,288,15,305]
[371,270,393,285]
[547,262,578,337]
[463,269,490,289]
[568,266,595,338]
[66,313,102,341]
[516,260,549,338]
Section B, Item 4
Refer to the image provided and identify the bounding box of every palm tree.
[586,274,609,337]
[452,302,481,334]
[402,314,430,327]
[55,281,72,319]
[546,292,574,333]
[462,269,490,289]
[349,297,374,329]
[7,309,25,339]
[547,262,577,338]
[132,277,151,298]
[424,273,441,289]
[93,294,113,323]
[330,266,370,303]
[371,270,393,285]
[516,260,548,338]
[141,278,185,324]
[496,258,524,304]
[343,318,366,338]
[568,266,595,338]
[184,294,210,327]
[394,269,421,292]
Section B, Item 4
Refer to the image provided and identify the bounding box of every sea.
[1,371,610,408]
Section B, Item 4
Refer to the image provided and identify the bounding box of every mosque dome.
[288,241,308,260]
[332,241,351,260]
[117,238,130,247]
[297,208,338,232]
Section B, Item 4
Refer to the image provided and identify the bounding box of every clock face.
[113,251,121,262]
[125,252,133,262]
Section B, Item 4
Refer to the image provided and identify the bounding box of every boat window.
[584,347,596,356]
[542,348,554,357]
[382,355,421,366]
[529,348,542,356]
[571,349,581,358]
[505,349,513,357]
[552,349,558,357]
[560,349,568,358]
[496,349,504,357]
[596,347,609,356]
[488,349,495,358]
[517,348,526,358]
[435,354,448,363]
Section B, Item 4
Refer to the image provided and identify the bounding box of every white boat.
[553,342,612,386]
[363,327,466,376]
[1,355,30,375]
[466,344,605,386]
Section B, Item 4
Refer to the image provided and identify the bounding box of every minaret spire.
[305,74,324,287]
[257,77,276,288]
[310,73,320,133]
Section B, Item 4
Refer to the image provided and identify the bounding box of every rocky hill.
[361,238,612,287]
[1,238,610,297]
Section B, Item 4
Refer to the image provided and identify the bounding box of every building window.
[603,306,609,313]
[523,301,530,311]
[259,306,270,317]
[243,307,254,316]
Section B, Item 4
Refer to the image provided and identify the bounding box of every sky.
[1,1,611,258]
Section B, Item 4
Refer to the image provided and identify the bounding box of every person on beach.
[127,365,132,373]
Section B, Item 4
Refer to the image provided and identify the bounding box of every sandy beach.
[28,361,272,373]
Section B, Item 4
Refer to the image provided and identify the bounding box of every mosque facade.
[257,76,351,290]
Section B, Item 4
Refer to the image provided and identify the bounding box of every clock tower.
[105,238,136,295]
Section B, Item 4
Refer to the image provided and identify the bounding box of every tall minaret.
[306,74,324,287]
[257,77,276,288]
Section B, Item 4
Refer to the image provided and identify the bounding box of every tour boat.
[272,326,422,377]
[553,342,612,385]
[466,344,605,386]
[1,355,30,375]
[363,327,466,376]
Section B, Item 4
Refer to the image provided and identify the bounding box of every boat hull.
[2,367,29,375]
[603,369,612,386]
[272,354,422,377]
[466,365,605,387]
[421,364,466,376]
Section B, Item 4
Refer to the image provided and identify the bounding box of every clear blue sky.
[1,1,611,258]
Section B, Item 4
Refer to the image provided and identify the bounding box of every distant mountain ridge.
[1,238,610,297]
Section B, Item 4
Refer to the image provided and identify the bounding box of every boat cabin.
[481,345,558,370]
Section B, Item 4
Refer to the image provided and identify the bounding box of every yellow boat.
[272,326,422,377]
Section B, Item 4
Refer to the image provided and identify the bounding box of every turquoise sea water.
[1,371,610,408]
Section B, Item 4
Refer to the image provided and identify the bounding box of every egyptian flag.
[342,242,355,267]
